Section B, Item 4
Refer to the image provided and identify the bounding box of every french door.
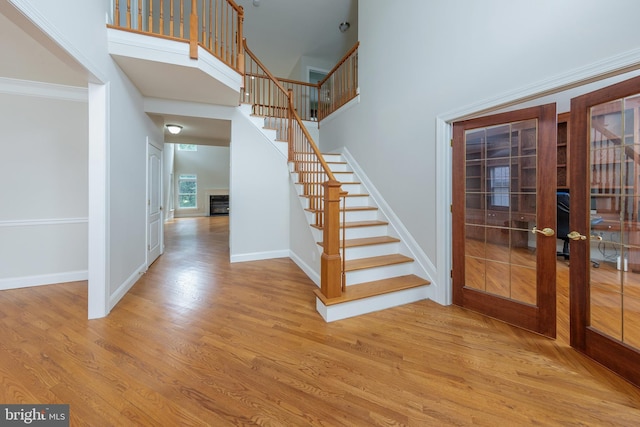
[570,75,640,386]
[452,104,557,338]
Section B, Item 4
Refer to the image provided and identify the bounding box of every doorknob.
[567,231,587,241]
[567,231,603,241]
[531,227,555,237]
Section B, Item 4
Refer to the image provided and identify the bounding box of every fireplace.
[209,195,229,216]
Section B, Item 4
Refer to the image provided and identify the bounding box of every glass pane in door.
[589,95,640,345]
[464,119,538,305]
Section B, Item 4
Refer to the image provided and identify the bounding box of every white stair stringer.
[238,103,288,158]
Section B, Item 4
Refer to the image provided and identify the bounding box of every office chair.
[557,192,571,260]
[556,191,599,267]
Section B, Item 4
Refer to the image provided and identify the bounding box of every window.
[489,166,510,208]
[177,144,197,151]
[178,174,197,208]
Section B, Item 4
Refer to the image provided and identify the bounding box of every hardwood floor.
[2,216,640,426]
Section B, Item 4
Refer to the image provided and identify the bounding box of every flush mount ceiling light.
[166,124,183,135]
[338,21,350,33]
[252,0,260,6]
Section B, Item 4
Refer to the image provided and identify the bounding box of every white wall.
[174,145,230,217]
[229,110,290,262]
[288,55,335,82]
[10,0,164,315]
[0,89,88,289]
[318,0,640,302]
[288,182,321,285]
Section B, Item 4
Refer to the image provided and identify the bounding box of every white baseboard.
[289,250,320,286]
[230,249,290,263]
[0,270,88,290]
[109,262,147,311]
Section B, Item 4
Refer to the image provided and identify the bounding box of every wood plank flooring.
[2,216,640,425]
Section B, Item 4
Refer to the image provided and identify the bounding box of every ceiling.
[0,0,357,146]
[238,0,358,77]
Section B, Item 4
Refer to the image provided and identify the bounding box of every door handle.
[531,227,555,237]
[567,231,587,241]
[567,231,602,241]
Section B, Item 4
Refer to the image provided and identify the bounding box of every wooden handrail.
[242,40,289,95]
[318,41,360,87]
[289,106,337,182]
[277,77,317,87]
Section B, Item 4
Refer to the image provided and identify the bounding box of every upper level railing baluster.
[318,42,359,121]
[110,0,244,74]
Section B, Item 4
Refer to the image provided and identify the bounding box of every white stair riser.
[339,183,364,193]
[346,262,414,286]
[316,286,430,322]
[299,195,372,209]
[343,209,379,222]
[343,196,373,208]
[343,225,389,239]
[328,163,351,173]
[334,173,358,183]
[322,154,343,163]
[314,224,390,244]
[344,242,401,259]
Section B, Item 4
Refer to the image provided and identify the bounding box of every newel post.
[321,180,343,299]
[189,0,198,59]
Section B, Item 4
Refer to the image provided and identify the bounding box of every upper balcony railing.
[242,40,359,123]
[111,0,244,74]
[318,42,359,122]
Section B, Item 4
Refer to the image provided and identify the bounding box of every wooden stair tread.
[345,254,414,271]
[311,220,389,230]
[301,193,369,198]
[296,160,346,164]
[317,236,400,248]
[305,206,377,214]
[296,181,362,186]
[314,275,430,306]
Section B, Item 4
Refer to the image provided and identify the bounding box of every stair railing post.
[321,180,343,299]
[287,89,294,162]
[236,6,245,75]
[189,0,199,59]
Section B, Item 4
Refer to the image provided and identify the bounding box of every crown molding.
[0,77,87,101]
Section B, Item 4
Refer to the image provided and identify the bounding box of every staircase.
[240,104,431,321]
[298,152,431,321]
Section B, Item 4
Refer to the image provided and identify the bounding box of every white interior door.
[148,142,163,266]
